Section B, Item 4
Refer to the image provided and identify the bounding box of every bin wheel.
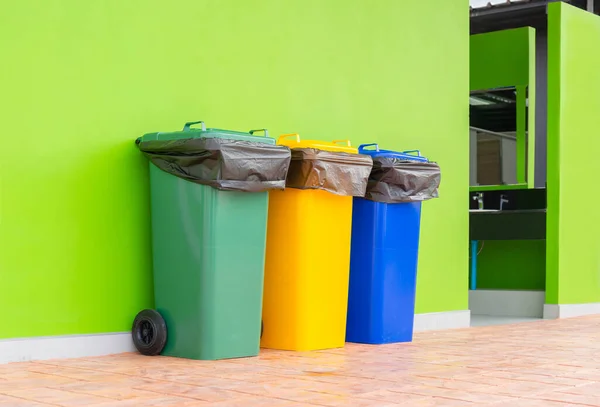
[132,309,167,356]
[261,321,264,339]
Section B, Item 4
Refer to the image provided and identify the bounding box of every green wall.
[0,0,468,339]
[546,2,600,304]
[470,28,533,90]
[473,241,545,290]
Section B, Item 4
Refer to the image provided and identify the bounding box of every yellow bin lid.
[277,133,357,154]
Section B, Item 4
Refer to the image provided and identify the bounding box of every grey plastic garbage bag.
[136,137,291,192]
[364,157,441,203]
[285,148,373,196]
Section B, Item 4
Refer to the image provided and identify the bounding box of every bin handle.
[249,129,269,137]
[358,143,380,153]
[401,150,422,157]
[278,133,301,143]
[183,121,206,131]
[332,139,351,147]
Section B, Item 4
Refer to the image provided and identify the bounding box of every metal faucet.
[500,194,509,211]
[472,193,484,210]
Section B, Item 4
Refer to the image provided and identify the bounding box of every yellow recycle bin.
[261,134,372,351]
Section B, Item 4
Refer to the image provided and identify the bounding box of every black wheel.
[261,320,264,338]
[132,309,167,356]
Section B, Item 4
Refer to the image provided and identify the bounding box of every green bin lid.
[138,121,274,144]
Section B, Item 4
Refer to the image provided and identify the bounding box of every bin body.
[142,127,272,360]
[346,148,426,345]
[261,137,356,351]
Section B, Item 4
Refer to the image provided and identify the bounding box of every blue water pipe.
[470,240,478,290]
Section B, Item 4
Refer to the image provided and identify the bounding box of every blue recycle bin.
[346,144,429,345]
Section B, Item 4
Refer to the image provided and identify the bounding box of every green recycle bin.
[133,121,291,360]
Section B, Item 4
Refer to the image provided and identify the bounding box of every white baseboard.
[413,310,471,332]
[469,290,545,318]
[544,302,600,319]
[0,332,134,364]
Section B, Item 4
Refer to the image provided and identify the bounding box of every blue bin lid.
[358,144,429,162]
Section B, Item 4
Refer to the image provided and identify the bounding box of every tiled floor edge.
[413,309,471,332]
[543,302,600,319]
[0,332,134,364]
